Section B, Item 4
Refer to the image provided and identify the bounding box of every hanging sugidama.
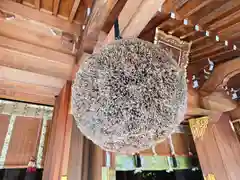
[72,38,187,154]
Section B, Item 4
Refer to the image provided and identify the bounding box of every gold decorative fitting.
[61,176,67,180]
[189,117,209,140]
[204,174,216,180]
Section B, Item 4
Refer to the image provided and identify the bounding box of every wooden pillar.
[42,81,72,180]
[89,142,105,180]
[43,81,92,180]
[67,119,89,180]
[191,113,240,180]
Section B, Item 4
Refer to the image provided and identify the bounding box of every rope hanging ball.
[72,38,187,154]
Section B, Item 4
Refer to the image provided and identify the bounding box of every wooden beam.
[0,66,65,89]
[102,0,128,33]
[0,0,80,35]
[0,89,55,105]
[0,35,75,65]
[0,66,64,105]
[0,22,74,55]
[0,79,60,97]
[69,0,81,22]
[105,0,166,43]
[0,45,73,79]
[139,11,169,35]
[0,35,75,80]
[82,0,120,53]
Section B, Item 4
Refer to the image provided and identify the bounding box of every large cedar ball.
[72,38,187,153]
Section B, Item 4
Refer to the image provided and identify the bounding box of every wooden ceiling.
[0,0,239,106]
[140,0,240,75]
[4,0,88,24]
[0,0,91,105]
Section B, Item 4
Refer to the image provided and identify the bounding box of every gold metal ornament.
[189,117,209,140]
[204,174,216,180]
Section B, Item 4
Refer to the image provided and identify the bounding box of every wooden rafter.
[191,33,240,59]
[34,0,40,9]
[0,0,80,35]
[181,0,215,18]
[176,0,240,42]
[69,0,82,22]
[53,0,61,15]
[191,46,225,60]
[197,0,240,27]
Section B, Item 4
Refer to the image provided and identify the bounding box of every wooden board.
[193,122,229,179]
[5,116,42,167]
[192,114,240,180]
[213,114,240,180]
